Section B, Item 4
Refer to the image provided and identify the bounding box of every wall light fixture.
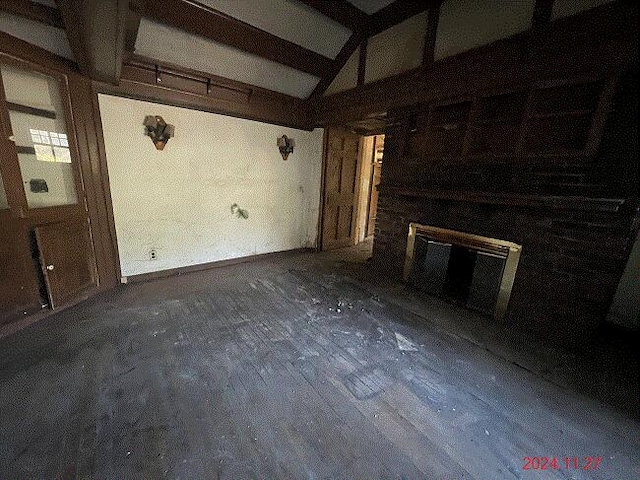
[277,135,295,160]
[144,115,174,150]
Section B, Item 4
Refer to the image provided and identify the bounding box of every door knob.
[46,264,55,271]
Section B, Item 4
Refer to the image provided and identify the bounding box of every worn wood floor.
[1,248,639,479]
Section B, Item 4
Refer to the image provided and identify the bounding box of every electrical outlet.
[149,249,157,260]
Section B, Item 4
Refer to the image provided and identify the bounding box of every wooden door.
[0,208,45,324]
[0,57,97,322]
[35,220,96,309]
[0,68,44,324]
[321,127,361,250]
[367,161,382,237]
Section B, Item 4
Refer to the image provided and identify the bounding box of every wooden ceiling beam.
[357,37,367,86]
[132,0,332,78]
[124,0,143,52]
[296,0,368,31]
[529,0,555,58]
[0,0,64,28]
[532,0,554,30]
[422,1,441,67]
[124,11,141,52]
[56,0,128,84]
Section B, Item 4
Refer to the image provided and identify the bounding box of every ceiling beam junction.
[296,0,368,31]
[310,0,440,99]
[56,0,128,84]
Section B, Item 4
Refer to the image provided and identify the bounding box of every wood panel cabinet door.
[0,211,44,324]
[35,220,97,310]
[321,127,361,250]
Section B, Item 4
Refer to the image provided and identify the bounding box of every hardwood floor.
[0,247,638,479]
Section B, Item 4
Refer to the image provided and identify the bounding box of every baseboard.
[0,282,113,340]
[125,248,315,284]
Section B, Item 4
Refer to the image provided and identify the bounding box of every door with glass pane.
[0,58,97,324]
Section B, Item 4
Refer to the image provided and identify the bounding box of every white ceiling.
[346,0,395,15]
[0,12,74,60]
[201,0,352,58]
[135,19,320,98]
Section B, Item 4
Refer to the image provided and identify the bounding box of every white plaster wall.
[435,0,535,61]
[98,95,324,278]
[200,0,351,58]
[365,11,428,84]
[325,47,359,96]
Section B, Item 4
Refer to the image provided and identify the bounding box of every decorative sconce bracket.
[144,115,175,150]
[277,135,295,160]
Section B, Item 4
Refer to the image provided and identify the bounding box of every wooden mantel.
[378,185,627,213]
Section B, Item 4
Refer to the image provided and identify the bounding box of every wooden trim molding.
[95,55,312,130]
[6,101,56,118]
[357,37,367,86]
[379,185,626,213]
[68,74,121,289]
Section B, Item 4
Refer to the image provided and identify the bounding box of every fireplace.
[404,223,522,321]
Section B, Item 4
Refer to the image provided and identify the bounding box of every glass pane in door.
[0,65,77,208]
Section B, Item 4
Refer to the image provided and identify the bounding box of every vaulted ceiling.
[0,0,617,102]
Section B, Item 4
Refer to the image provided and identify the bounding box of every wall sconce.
[144,115,174,150]
[277,135,295,160]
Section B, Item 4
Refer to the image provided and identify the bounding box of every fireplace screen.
[404,223,521,321]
